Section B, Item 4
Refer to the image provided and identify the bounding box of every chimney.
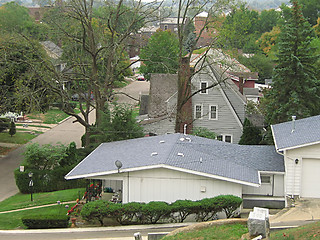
[291,116,296,133]
[239,76,244,95]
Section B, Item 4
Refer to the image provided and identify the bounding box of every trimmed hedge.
[80,195,242,226]
[22,214,70,229]
[14,167,86,193]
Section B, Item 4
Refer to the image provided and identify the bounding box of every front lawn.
[0,188,85,212]
[0,204,70,230]
[27,109,69,124]
[162,223,248,240]
[0,132,37,144]
[271,221,320,239]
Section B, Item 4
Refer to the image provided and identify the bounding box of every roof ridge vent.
[151,152,158,156]
[177,153,184,157]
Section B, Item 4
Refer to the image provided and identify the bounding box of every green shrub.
[170,199,196,223]
[79,195,242,226]
[213,195,242,218]
[14,167,86,194]
[114,202,144,225]
[141,201,170,224]
[22,214,70,229]
[81,200,113,226]
[194,198,222,222]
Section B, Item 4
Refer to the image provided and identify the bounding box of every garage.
[301,158,320,198]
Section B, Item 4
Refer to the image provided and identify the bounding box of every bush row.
[80,195,242,226]
[22,214,70,229]
[14,166,86,193]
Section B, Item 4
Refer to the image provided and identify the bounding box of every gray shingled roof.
[272,115,320,151]
[65,134,284,185]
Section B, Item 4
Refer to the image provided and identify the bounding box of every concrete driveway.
[270,198,320,227]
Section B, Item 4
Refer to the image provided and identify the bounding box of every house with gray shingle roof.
[272,115,320,199]
[66,133,285,208]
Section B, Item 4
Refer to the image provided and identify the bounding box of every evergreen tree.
[261,0,320,125]
[9,120,16,137]
[238,118,261,145]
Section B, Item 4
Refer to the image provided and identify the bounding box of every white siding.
[97,168,242,203]
[242,174,284,197]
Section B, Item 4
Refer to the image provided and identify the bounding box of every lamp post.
[28,172,34,201]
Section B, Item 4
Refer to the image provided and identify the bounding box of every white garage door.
[301,158,320,198]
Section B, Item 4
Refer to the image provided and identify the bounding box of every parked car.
[71,93,94,101]
[137,75,145,81]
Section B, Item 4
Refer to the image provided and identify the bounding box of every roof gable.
[271,115,320,151]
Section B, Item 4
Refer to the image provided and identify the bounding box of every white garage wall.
[285,143,320,197]
[97,168,242,203]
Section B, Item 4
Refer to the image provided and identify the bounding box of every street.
[0,224,185,240]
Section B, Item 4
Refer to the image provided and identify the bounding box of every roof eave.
[65,164,260,187]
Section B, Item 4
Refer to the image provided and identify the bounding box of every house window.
[261,176,271,184]
[200,82,208,94]
[216,134,232,143]
[209,105,218,120]
[225,135,232,143]
[195,104,202,119]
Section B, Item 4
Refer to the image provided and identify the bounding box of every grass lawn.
[271,221,320,239]
[0,204,70,230]
[27,109,69,124]
[0,188,85,212]
[0,132,37,144]
[162,223,248,240]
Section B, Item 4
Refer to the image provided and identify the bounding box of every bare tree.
[174,0,238,132]
[40,0,161,145]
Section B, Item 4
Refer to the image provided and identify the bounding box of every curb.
[0,222,192,234]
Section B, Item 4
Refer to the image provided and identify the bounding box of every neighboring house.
[65,133,284,208]
[272,115,320,199]
[139,49,258,143]
[40,41,68,90]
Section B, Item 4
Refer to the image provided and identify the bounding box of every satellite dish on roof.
[115,160,123,173]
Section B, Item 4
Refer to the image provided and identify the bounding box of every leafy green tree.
[140,30,179,80]
[85,103,144,149]
[192,127,216,139]
[9,120,16,137]
[0,2,48,40]
[238,118,261,145]
[258,9,281,34]
[24,142,79,170]
[218,4,259,51]
[299,0,320,26]
[237,53,275,83]
[0,34,54,114]
[261,0,320,125]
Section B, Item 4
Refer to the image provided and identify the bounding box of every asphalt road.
[0,225,180,240]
